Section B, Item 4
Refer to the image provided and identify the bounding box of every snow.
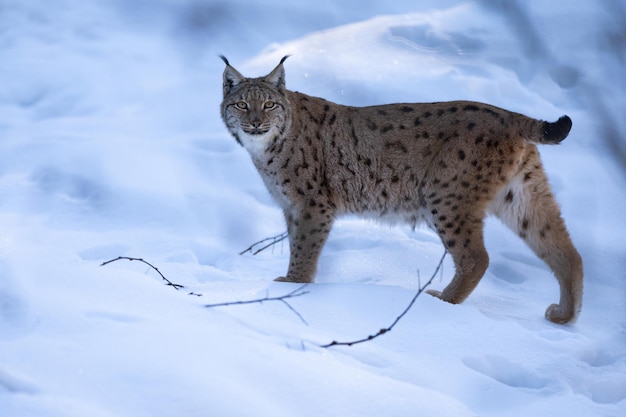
[1,0,625,416]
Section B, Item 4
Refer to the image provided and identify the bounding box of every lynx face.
[221,57,291,155]
[219,56,583,324]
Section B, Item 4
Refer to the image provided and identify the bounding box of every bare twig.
[205,285,309,325]
[101,248,446,339]
[101,256,184,290]
[100,255,309,323]
[240,232,288,255]
[321,250,447,348]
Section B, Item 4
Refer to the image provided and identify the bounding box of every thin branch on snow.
[239,232,288,255]
[320,250,447,348]
[100,255,309,324]
[101,248,446,337]
[101,256,185,290]
[205,285,310,325]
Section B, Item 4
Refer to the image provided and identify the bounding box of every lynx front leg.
[275,208,335,283]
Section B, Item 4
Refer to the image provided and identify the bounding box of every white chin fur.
[238,128,274,156]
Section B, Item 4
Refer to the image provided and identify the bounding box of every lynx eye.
[264,101,276,109]
[235,101,248,110]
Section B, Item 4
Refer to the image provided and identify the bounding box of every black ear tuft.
[221,56,246,97]
[264,55,290,92]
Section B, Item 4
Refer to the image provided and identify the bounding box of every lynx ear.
[220,55,246,97]
[263,55,290,92]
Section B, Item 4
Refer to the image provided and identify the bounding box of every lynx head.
[220,56,291,153]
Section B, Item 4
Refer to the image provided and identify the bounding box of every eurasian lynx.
[220,56,583,324]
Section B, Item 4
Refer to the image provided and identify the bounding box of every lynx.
[219,56,583,324]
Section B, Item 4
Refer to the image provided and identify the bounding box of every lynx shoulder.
[219,56,583,324]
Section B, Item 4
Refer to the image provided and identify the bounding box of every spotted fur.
[220,56,583,324]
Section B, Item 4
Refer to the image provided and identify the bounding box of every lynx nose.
[246,119,266,135]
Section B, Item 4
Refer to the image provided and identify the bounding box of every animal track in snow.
[498,251,546,270]
[0,366,39,395]
[583,375,626,405]
[462,355,550,390]
[579,348,621,368]
[576,347,626,404]
[488,261,527,284]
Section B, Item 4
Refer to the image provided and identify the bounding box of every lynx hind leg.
[490,162,583,324]
[427,210,490,305]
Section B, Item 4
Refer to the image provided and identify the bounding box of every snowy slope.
[1,1,625,416]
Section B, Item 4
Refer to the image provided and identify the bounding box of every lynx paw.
[426,289,443,299]
[274,276,310,283]
[545,303,577,324]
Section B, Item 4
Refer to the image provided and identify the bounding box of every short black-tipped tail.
[542,115,572,144]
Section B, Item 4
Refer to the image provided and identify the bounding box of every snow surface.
[1,0,625,416]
